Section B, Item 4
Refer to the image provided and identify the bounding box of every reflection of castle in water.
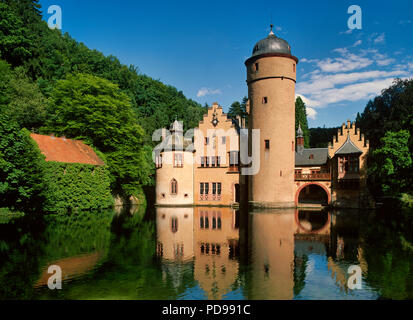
[156,207,240,299]
[155,207,368,299]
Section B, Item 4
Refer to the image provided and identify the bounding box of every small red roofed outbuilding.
[30,133,104,166]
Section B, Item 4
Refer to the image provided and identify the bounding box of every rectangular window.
[205,157,210,167]
[255,63,259,72]
[217,183,222,195]
[262,97,268,104]
[293,64,296,72]
[200,183,204,195]
[222,136,226,144]
[265,140,270,149]
[155,154,162,168]
[205,137,209,145]
[229,151,239,172]
[201,157,205,167]
[204,183,209,195]
[174,153,183,167]
[229,151,239,165]
[211,156,216,167]
[217,156,221,167]
[212,183,217,195]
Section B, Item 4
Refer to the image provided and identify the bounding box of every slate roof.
[335,135,363,155]
[251,30,292,57]
[30,134,105,165]
[295,148,329,166]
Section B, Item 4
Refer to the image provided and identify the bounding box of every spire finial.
[269,24,274,36]
[297,123,303,137]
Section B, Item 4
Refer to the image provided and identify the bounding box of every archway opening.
[297,210,330,233]
[298,184,329,206]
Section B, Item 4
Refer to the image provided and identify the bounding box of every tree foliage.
[227,96,248,122]
[0,60,47,130]
[295,97,310,148]
[369,130,412,196]
[357,79,413,198]
[0,0,206,206]
[44,73,152,195]
[0,114,45,212]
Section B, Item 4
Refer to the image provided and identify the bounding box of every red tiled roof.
[30,133,105,166]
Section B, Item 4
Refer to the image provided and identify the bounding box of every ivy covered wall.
[42,162,113,214]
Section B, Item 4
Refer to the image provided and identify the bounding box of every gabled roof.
[30,134,105,166]
[295,148,329,166]
[335,134,363,155]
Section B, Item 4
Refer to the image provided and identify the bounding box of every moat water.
[1,205,412,300]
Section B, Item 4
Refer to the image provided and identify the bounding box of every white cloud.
[353,40,362,47]
[399,20,412,25]
[297,70,406,96]
[275,26,282,31]
[296,46,410,110]
[306,107,317,120]
[316,53,373,73]
[197,87,222,97]
[374,33,385,44]
[339,29,353,35]
[306,78,398,107]
[295,94,319,120]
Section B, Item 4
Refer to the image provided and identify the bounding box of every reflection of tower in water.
[156,207,195,290]
[249,209,296,300]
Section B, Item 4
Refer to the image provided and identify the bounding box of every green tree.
[295,96,310,148]
[0,114,45,212]
[0,64,47,130]
[356,79,413,149]
[44,73,152,196]
[228,96,248,120]
[369,130,412,196]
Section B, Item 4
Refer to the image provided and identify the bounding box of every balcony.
[295,172,331,181]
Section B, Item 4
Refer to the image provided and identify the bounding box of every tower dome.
[246,25,298,65]
[252,28,291,56]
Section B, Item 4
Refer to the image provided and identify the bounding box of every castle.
[155,27,371,209]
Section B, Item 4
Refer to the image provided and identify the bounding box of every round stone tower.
[245,25,298,207]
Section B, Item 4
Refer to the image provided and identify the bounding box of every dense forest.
[0,0,206,212]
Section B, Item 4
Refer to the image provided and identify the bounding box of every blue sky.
[38,0,413,128]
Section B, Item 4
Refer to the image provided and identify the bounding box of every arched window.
[171,179,178,195]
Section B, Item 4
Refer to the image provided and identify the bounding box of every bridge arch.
[294,209,331,234]
[295,182,331,207]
